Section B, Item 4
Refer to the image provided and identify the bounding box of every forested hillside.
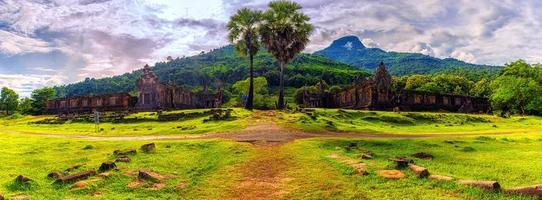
[54,45,370,98]
[315,36,501,75]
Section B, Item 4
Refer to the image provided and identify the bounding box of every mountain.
[54,45,370,98]
[314,36,501,75]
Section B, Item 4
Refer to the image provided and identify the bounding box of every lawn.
[0,108,252,136]
[1,131,542,199]
[280,134,542,199]
[0,133,253,199]
[277,108,542,135]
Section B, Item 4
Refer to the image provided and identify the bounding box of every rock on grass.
[458,180,500,190]
[138,170,165,182]
[72,181,88,189]
[15,175,31,183]
[377,170,405,179]
[141,143,156,152]
[99,161,117,172]
[504,184,542,198]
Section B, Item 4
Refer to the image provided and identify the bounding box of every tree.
[232,77,271,109]
[227,8,263,110]
[471,79,491,97]
[260,0,313,109]
[30,87,56,115]
[0,87,19,115]
[490,60,542,115]
[18,97,32,115]
[405,75,431,91]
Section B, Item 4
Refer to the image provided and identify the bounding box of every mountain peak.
[329,35,365,50]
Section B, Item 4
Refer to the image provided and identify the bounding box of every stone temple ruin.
[45,65,222,114]
[302,62,490,113]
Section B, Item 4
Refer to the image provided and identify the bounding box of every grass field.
[1,109,542,199]
[282,134,542,199]
[0,108,252,136]
[277,109,542,134]
[1,132,541,199]
[3,109,542,137]
[0,133,253,199]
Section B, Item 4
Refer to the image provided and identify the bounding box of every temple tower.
[374,62,392,105]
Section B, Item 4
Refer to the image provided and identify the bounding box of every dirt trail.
[230,145,292,200]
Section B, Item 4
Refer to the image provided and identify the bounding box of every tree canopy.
[0,87,19,115]
[30,87,56,115]
[490,60,542,115]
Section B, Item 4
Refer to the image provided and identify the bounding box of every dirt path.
[230,145,292,200]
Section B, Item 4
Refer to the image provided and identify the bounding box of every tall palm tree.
[260,1,313,109]
[227,8,263,110]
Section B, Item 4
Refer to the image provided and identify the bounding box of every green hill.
[54,45,370,98]
[314,36,501,76]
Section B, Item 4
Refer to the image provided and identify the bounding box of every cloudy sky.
[1,0,541,97]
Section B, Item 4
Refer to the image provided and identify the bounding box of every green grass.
[3,109,542,199]
[0,133,253,199]
[0,108,252,136]
[278,109,542,134]
[281,134,542,199]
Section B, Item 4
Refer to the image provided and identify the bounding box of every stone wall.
[45,93,136,114]
[302,62,490,113]
[46,65,222,114]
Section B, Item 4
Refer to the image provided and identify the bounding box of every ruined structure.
[46,65,222,114]
[303,62,490,113]
[45,93,137,114]
[135,65,222,111]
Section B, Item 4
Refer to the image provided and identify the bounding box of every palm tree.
[260,1,313,109]
[227,8,263,110]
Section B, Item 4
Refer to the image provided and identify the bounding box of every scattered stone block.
[412,152,434,160]
[56,170,97,184]
[72,181,88,189]
[458,180,500,191]
[428,175,454,181]
[98,172,112,178]
[15,175,31,183]
[47,171,62,179]
[504,184,542,197]
[391,157,412,169]
[99,161,117,172]
[138,170,164,182]
[377,170,405,179]
[141,143,156,152]
[115,156,131,163]
[113,149,137,156]
[408,164,430,178]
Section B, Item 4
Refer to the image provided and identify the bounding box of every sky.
[1,0,541,97]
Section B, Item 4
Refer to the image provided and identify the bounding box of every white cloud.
[0,74,65,97]
[0,31,56,55]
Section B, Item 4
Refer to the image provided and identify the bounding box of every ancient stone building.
[46,65,222,114]
[45,93,137,114]
[135,65,222,111]
[303,62,490,113]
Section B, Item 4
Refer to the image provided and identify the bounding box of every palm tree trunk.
[278,62,285,109]
[246,53,254,110]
